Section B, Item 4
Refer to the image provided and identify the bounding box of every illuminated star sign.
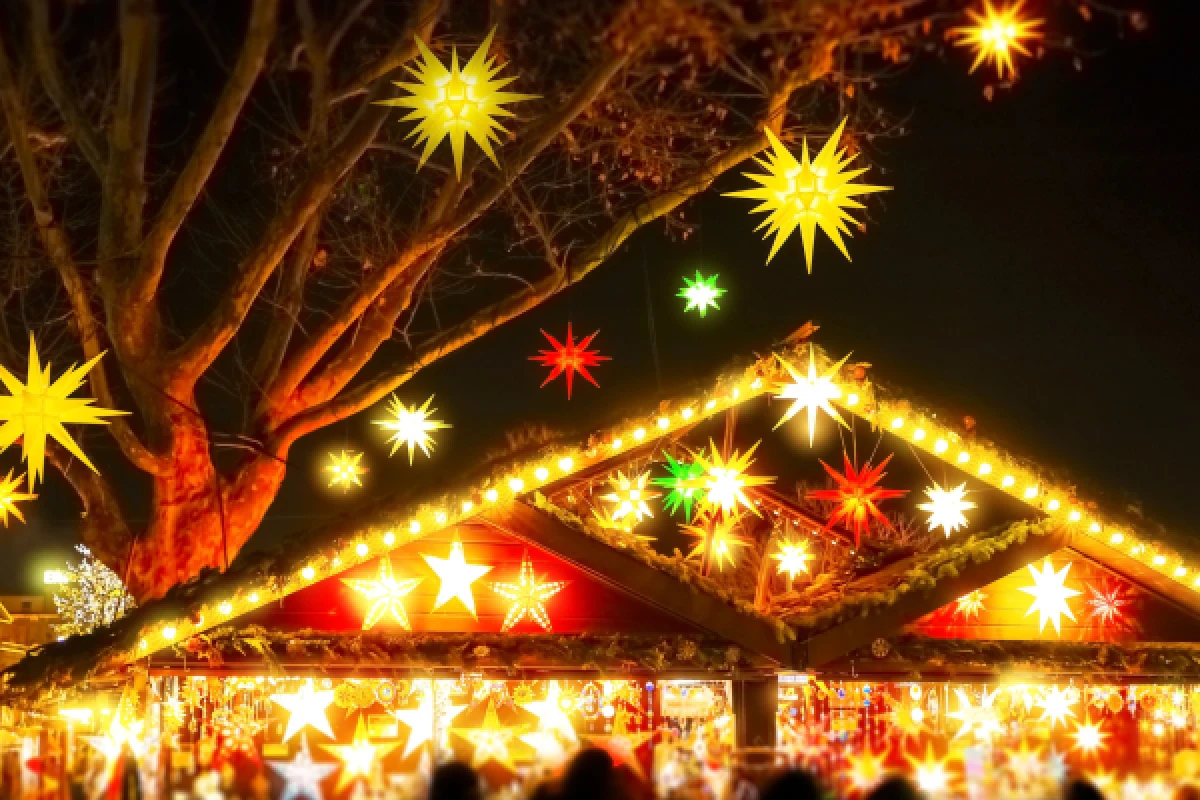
[918,482,976,537]
[807,452,907,548]
[690,439,775,518]
[771,538,813,580]
[421,540,492,618]
[392,680,436,759]
[521,680,578,744]
[1086,580,1133,628]
[342,555,423,630]
[530,324,609,398]
[377,29,537,179]
[677,272,725,317]
[1019,558,1081,635]
[601,470,659,526]
[652,452,705,522]
[272,681,336,742]
[585,711,654,781]
[325,450,367,492]
[725,120,890,270]
[0,335,129,487]
[951,0,1044,81]
[375,394,450,464]
[490,552,567,631]
[267,735,338,800]
[947,687,1004,742]
[0,469,35,527]
[457,699,521,772]
[773,347,850,445]
[846,746,888,792]
[322,716,398,793]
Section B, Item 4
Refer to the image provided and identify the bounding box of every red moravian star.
[530,323,609,398]
[1085,579,1134,629]
[807,452,907,547]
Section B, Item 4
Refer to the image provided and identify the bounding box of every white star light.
[1019,558,1081,635]
[1039,686,1078,729]
[918,482,976,537]
[392,680,436,760]
[272,681,336,742]
[521,680,578,744]
[772,347,850,445]
[268,735,338,800]
[421,541,492,617]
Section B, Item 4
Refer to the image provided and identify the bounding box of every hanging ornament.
[651,452,705,522]
[325,450,367,492]
[1071,715,1110,755]
[0,335,129,487]
[773,347,851,445]
[455,699,521,772]
[677,272,725,317]
[342,555,424,631]
[954,590,987,620]
[904,743,956,795]
[807,453,907,548]
[1038,686,1077,729]
[770,538,814,580]
[421,541,493,618]
[947,688,1003,742]
[376,29,537,179]
[917,482,976,537]
[490,552,567,632]
[272,681,336,742]
[1018,558,1081,636]
[1085,579,1133,628]
[267,734,338,800]
[600,470,659,527]
[0,469,35,527]
[681,516,748,572]
[374,394,450,464]
[689,439,775,518]
[950,1,1044,81]
[724,119,890,270]
[530,324,609,398]
[322,716,399,793]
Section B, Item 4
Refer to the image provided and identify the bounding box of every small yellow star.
[271,681,336,742]
[0,469,35,527]
[374,394,450,465]
[455,699,522,772]
[325,450,367,492]
[771,538,814,580]
[322,716,399,793]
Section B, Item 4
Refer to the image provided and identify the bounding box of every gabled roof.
[6,332,1200,698]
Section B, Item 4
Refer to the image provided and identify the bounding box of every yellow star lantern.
[682,516,748,572]
[918,482,976,537]
[951,0,1044,81]
[322,716,399,793]
[725,120,890,270]
[490,552,567,631]
[393,680,436,759]
[375,394,450,465]
[947,687,1003,742]
[0,469,35,527]
[456,699,521,772]
[0,336,128,488]
[585,710,654,782]
[421,540,492,618]
[521,680,578,745]
[771,538,813,581]
[272,680,336,742]
[905,743,956,795]
[325,450,367,492]
[689,440,775,518]
[600,470,659,527]
[1019,558,1081,636]
[773,347,850,445]
[377,29,537,179]
[846,745,889,793]
[343,555,423,630]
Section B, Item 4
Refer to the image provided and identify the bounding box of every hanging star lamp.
[1019,558,1081,636]
[689,439,775,519]
[455,699,522,772]
[905,743,956,795]
[325,450,367,492]
[1071,715,1110,756]
[1038,686,1077,729]
[421,541,492,618]
[520,681,578,745]
[376,29,537,179]
[918,482,976,537]
[0,469,35,527]
[1085,579,1133,628]
[490,552,567,631]
[681,516,748,572]
[947,688,1004,742]
[267,735,338,800]
[846,746,888,793]
[724,119,890,270]
[322,716,399,793]
[342,556,423,630]
[584,710,654,782]
[651,452,705,522]
[954,590,987,620]
[950,0,1044,81]
[773,346,851,445]
[374,394,450,464]
[392,680,437,760]
[770,538,813,581]
[600,470,659,527]
[0,335,129,488]
[677,272,725,317]
[272,681,337,742]
[530,324,609,398]
[807,452,907,548]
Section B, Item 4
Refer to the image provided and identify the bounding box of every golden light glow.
[325,450,367,492]
[771,538,814,580]
[392,680,436,759]
[421,540,492,617]
[917,482,976,537]
[1071,715,1110,755]
[905,742,955,795]
[846,745,889,792]
[690,439,775,517]
[0,335,128,487]
[947,687,1003,742]
[378,29,536,178]
[584,710,654,781]
[1019,558,1081,636]
[521,680,578,744]
[271,680,336,742]
[0,469,35,527]
[83,715,146,772]
[725,119,890,269]
[682,516,748,571]
[600,469,659,526]
[375,394,450,464]
[342,555,423,630]
[322,716,399,792]
[1038,685,1078,729]
[490,552,567,631]
[951,0,1044,81]
[954,589,987,619]
[773,347,850,444]
[456,699,520,772]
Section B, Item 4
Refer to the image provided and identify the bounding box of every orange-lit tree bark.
[0,0,1125,600]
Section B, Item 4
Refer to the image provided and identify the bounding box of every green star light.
[677,272,725,317]
[651,452,706,521]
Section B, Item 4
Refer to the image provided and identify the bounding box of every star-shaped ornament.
[322,716,399,793]
[272,681,337,742]
[421,540,492,618]
[455,699,522,772]
[325,450,367,492]
[267,735,338,800]
[773,347,850,445]
[918,482,976,537]
[374,394,450,464]
[0,469,35,527]
[520,681,578,744]
[807,452,907,547]
[677,272,725,317]
[1019,558,1081,636]
[585,711,654,782]
[343,556,423,630]
[490,552,567,631]
[530,324,609,398]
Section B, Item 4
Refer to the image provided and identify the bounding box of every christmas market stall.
[6,335,1200,799]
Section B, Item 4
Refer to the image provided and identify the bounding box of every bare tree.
[0,0,1128,600]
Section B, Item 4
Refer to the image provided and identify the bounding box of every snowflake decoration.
[677,272,725,317]
[0,469,35,527]
[530,324,609,398]
[951,0,1044,81]
[374,394,450,464]
[807,452,907,548]
[651,452,705,522]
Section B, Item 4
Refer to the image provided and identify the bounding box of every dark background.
[6,0,1197,593]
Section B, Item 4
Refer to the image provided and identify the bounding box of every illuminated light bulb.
[706,399,717,410]
[1153,722,1165,737]
[979,463,993,475]
[1068,510,1082,522]
[1047,498,1060,511]
[958,451,971,464]
[302,566,316,581]
[891,417,905,429]
[509,478,525,493]
[162,626,177,641]
[383,531,396,545]
[409,520,421,534]
[934,438,949,454]
[612,438,623,451]
[1089,522,1102,534]
[139,639,148,650]
[332,557,341,567]
[435,510,447,524]
[1001,475,1015,488]
[558,457,574,472]
[681,408,694,420]
[633,428,646,441]
[846,393,859,406]
[751,378,762,390]
[1175,566,1187,578]
[219,601,233,616]
[1024,486,1038,499]
[657,417,670,430]
[462,500,474,513]
[1153,555,1167,566]
[485,489,499,503]
[913,429,926,442]
[731,387,740,399]
[248,592,260,603]
[356,543,369,557]
[534,467,549,481]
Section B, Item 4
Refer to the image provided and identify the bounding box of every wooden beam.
[485,502,793,664]
[797,526,1073,668]
[1069,536,1200,618]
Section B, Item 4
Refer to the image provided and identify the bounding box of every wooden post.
[733,675,778,749]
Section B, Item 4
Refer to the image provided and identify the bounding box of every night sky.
[5,0,1197,593]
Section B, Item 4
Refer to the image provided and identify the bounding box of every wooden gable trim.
[796,525,1074,668]
[482,501,794,665]
[1068,536,1200,619]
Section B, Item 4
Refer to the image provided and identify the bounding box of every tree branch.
[330,0,443,105]
[132,0,278,308]
[47,443,134,582]
[29,2,107,174]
